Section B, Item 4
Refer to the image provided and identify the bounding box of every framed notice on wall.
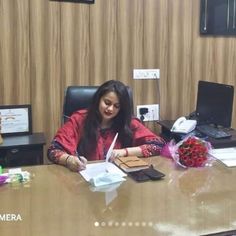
[0,105,32,136]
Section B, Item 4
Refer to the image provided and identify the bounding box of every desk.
[0,133,45,167]
[1,158,236,236]
[158,120,236,148]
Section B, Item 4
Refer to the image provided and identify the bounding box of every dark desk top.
[0,133,45,149]
[157,120,236,148]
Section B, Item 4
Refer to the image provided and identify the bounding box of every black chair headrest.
[63,85,133,123]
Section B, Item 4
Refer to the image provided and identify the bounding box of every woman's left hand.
[110,149,126,162]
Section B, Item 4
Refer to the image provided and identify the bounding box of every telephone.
[171,117,197,134]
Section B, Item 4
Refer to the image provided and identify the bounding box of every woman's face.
[98,91,120,125]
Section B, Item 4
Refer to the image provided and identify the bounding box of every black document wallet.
[128,165,165,182]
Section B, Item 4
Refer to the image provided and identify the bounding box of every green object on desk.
[0,166,2,174]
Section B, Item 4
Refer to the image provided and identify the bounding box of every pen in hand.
[65,155,87,172]
[77,156,87,171]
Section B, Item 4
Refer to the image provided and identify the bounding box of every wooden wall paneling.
[0,1,15,103]
[103,0,117,83]
[202,38,215,83]
[226,39,236,86]
[47,1,61,140]
[212,37,235,88]
[142,0,159,106]
[90,0,106,85]
[180,0,194,116]
[60,3,90,87]
[191,0,204,113]
[214,38,229,83]
[0,0,12,103]
[143,0,159,69]
[0,0,30,104]
[143,0,168,122]
[116,0,134,90]
[129,0,145,109]
[30,0,49,134]
[167,0,194,120]
[89,0,118,86]
[227,39,236,128]
[61,5,75,86]
[166,0,182,119]
[116,0,145,110]
[1,0,236,157]
[15,0,31,103]
[29,0,61,152]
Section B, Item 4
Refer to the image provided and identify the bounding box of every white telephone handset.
[171,116,197,134]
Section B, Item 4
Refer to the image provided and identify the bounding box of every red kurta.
[48,110,165,162]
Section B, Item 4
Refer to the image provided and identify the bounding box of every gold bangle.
[65,155,71,166]
[124,148,129,157]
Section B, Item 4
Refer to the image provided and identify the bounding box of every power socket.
[133,69,160,79]
[136,104,159,121]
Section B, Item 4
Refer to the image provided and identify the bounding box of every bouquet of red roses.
[161,136,212,168]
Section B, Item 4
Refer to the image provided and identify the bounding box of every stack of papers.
[80,162,127,186]
[79,133,127,187]
[210,147,236,167]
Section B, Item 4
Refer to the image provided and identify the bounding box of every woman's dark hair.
[79,80,133,159]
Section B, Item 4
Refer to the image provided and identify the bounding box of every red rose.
[177,136,209,167]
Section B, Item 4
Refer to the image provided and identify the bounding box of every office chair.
[62,85,134,123]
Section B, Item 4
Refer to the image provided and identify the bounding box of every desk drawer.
[0,146,43,167]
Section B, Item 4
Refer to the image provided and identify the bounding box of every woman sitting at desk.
[47,80,166,172]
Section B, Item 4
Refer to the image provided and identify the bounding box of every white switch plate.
[133,69,160,79]
[137,104,159,121]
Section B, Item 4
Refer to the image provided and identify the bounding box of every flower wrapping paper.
[161,135,213,168]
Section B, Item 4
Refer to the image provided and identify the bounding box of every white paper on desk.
[210,147,236,167]
[106,132,118,162]
[80,162,126,182]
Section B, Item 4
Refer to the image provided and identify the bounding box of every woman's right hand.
[66,155,87,172]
